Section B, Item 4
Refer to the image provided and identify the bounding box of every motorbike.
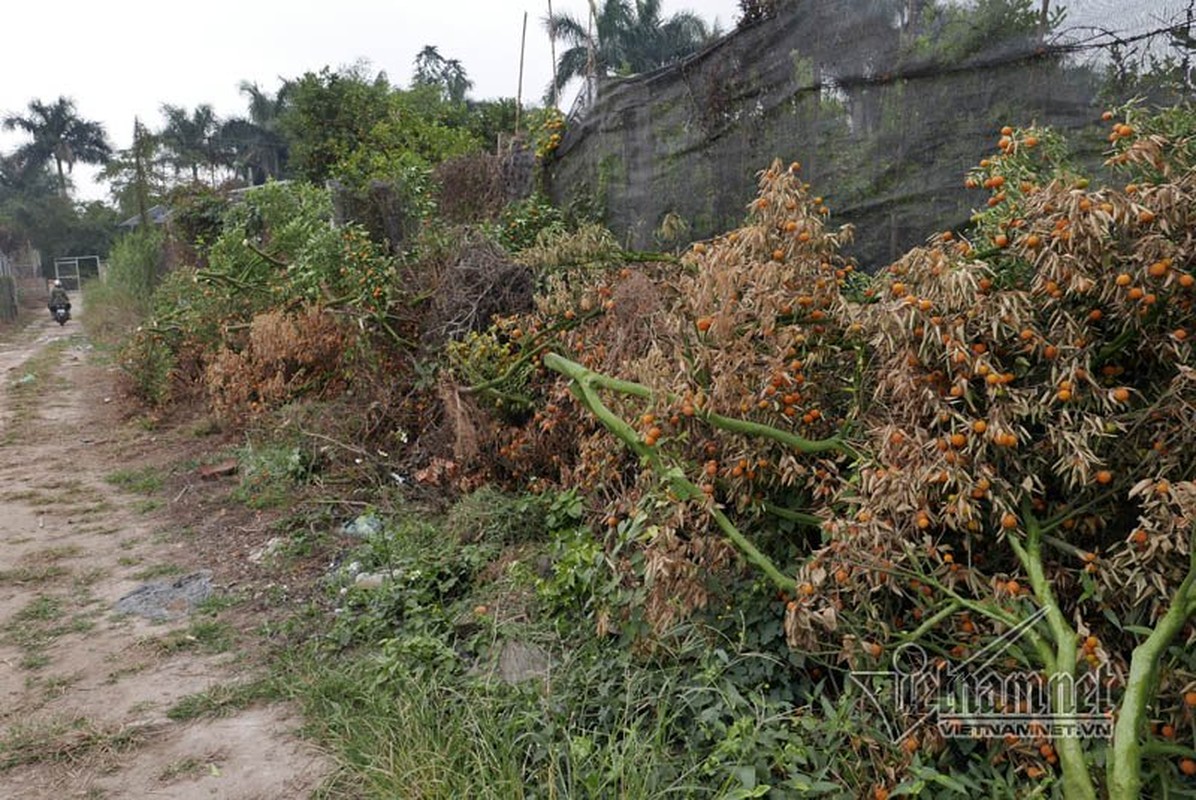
[50,305,71,326]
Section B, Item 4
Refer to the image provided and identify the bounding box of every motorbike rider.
[48,280,71,313]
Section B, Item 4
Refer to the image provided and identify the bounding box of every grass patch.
[5,341,69,432]
[189,416,223,437]
[131,563,185,580]
[166,678,278,722]
[278,655,532,798]
[73,567,109,588]
[158,756,206,782]
[41,478,88,492]
[195,593,243,615]
[15,595,63,622]
[151,620,236,656]
[106,466,164,495]
[61,501,115,517]
[105,662,150,684]
[0,715,146,772]
[40,672,83,700]
[134,498,163,514]
[0,564,69,585]
[19,652,51,671]
[233,442,319,509]
[31,545,83,561]
[1,489,46,502]
[275,644,720,800]
[3,596,100,669]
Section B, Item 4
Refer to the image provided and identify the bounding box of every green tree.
[331,87,481,187]
[101,118,169,222]
[905,0,1066,63]
[544,0,717,100]
[413,45,474,105]
[158,104,224,183]
[219,81,289,185]
[5,194,117,273]
[2,96,112,198]
[278,64,394,184]
[464,98,520,151]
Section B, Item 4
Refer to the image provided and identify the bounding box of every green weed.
[151,620,236,656]
[106,466,164,495]
[131,563,185,580]
[166,678,278,722]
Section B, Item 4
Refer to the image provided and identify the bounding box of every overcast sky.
[0,0,738,203]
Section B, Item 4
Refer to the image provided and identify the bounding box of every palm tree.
[158,104,223,183]
[412,45,474,104]
[544,0,717,102]
[219,82,289,184]
[2,97,112,197]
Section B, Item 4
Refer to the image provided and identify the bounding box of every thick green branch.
[761,502,823,528]
[544,352,847,455]
[547,352,794,592]
[245,240,289,267]
[701,408,850,455]
[897,601,961,645]
[1016,504,1097,800]
[1108,527,1196,800]
[882,549,1055,670]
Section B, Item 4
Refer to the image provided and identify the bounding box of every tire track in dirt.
[0,305,328,799]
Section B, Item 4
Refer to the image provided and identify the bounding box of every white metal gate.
[52,256,100,291]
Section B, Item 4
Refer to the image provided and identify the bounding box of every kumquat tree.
[465,102,1196,798]
[27,9,1196,797]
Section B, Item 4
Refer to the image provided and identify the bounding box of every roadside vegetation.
[77,93,1196,799]
[3,2,1195,798]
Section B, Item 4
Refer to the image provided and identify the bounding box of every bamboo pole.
[586,1,597,106]
[547,0,558,108]
[515,11,528,135]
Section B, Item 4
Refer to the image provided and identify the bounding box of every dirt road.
[0,302,327,798]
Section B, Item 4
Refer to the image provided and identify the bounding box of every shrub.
[433,151,507,223]
[233,441,320,509]
[498,194,565,253]
[83,227,164,346]
[444,486,550,546]
[121,181,399,418]
[205,306,349,421]
[450,103,1196,799]
[119,326,176,407]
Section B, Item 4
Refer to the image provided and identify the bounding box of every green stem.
[1093,326,1137,368]
[1040,532,1093,562]
[546,353,847,455]
[1141,742,1196,759]
[897,601,961,645]
[1016,504,1097,800]
[761,502,823,528]
[1108,527,1196,800]
[377,317,416,349]
[245,240,289,267]
[701,409,850,455]
[620,249,679,264]
[1041,487,1122,533]
[462,340,553,395]
[547,352,794,591]
[882,553,1055,669]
